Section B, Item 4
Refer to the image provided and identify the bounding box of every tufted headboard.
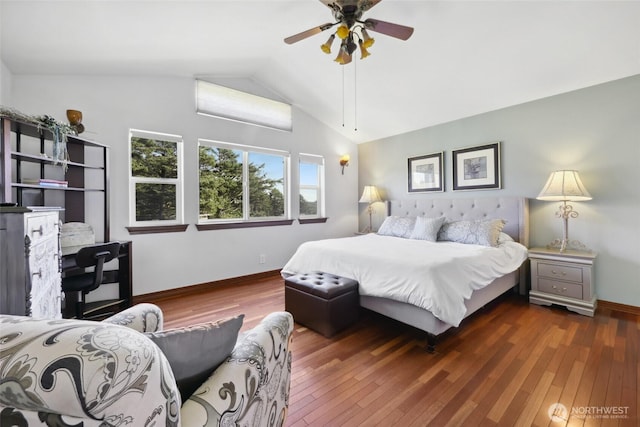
[388,197,529,247]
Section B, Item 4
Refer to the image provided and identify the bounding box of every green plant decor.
[0,106,76,167]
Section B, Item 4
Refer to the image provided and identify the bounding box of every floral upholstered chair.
[0,303,294,426]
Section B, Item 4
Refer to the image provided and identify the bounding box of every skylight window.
[196,80,292,132]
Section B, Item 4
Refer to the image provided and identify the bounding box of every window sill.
[196,219,294,231]
[126,224,189,235]
[298,217,328,224]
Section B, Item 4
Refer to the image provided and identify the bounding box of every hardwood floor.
[144,273,639,427]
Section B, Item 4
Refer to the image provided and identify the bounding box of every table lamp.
[536,170,592,252]
[359,185,382,233]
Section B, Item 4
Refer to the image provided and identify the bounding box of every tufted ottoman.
[284,272,359,337]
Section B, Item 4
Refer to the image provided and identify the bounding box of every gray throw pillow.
[409,216,446,241]
[145,314,244,402]
[438,219,506,247]
[377,216,416,238]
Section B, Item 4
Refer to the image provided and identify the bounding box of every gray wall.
[358,75,640,307]
[9,74,359,296]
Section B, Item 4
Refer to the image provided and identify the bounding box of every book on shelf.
[26,206,65,212]
[21,178,68,188]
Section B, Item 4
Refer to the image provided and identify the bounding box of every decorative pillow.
[409,216,446,241]
[438,219,506,247]
[497,232,514,245]
[377,216,416,238]
[145,314,244,402]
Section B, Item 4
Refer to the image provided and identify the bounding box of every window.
[129,129,183,227]
[198,139,290,226]
[299,154,325,219]
[196,80,292,132]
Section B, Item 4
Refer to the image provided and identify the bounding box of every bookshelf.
[1,116,110,242]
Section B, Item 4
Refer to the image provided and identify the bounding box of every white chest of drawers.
[528,247,597,317]
[0,208,62,319]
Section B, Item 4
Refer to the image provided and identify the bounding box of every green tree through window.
[199,147,243,219]
[131,134,181,222]
[299,155,324,218]
[199,143,287,221]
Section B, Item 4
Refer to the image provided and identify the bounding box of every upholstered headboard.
[388,197,529,247]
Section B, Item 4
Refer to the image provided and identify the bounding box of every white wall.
[0,60,12,106]
[10,75,359,295]
[358,75,640,307]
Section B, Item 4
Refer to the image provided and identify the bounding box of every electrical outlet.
[259,254,266,264]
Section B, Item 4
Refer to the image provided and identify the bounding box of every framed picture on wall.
[452,142,501,191]
[408,152,444,192]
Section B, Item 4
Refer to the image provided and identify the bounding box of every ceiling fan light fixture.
[334,43,352,65]
[346,35,358,55]
[321,34,336,54]
[336,24,350,39]
[284,0,413,66]
[361,28,375,48]
[359,39,371,59]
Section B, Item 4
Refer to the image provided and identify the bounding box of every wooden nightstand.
[528,247,597,317]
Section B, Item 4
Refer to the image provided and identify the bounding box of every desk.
[61,241,133,320]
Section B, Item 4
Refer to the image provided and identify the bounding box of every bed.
[282,196,529,351]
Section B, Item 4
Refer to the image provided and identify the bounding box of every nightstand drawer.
[538,278,583,299]
[537,262,583,283]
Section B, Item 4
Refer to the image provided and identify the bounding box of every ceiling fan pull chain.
[354,58,358,132]
[342,65,345,128]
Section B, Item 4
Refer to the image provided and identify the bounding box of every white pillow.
[409,216,446,241]
[497,232,514,245]
[377,216,416,239]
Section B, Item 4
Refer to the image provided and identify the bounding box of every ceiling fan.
[284,0,414,64]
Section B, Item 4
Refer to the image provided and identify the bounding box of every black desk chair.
[62,242,121,319]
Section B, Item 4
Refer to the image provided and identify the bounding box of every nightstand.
[528,247,597,317]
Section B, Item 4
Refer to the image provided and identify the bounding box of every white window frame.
[128,129,184,227]
[298,153,325,219]
[198,139,291,223]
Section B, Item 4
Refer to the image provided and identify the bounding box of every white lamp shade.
[537,170,592,201]
[359,185,382,203]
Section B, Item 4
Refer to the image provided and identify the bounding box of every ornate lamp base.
[547,201,591,253]
[546,238,592,253]
[360,204,375,234]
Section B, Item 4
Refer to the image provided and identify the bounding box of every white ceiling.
[2,0,639,143]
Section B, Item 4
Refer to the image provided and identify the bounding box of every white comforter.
[281,233,528,326]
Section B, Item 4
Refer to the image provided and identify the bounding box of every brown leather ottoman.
[285,271,359,337]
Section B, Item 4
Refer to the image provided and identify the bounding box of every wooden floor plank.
[143,273,639,426]
[515,370,556,426]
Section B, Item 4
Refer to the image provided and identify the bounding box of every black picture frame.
[408,152,444,193]
[452,142,501,191]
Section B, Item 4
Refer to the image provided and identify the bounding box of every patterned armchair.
[0,304,294,426]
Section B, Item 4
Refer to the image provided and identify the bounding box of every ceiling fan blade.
[364,18,414,40]
[284,22,336,44]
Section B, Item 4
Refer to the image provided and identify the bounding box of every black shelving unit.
[1,116,110,242]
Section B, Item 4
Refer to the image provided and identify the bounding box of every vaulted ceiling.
[2,1,639,143]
